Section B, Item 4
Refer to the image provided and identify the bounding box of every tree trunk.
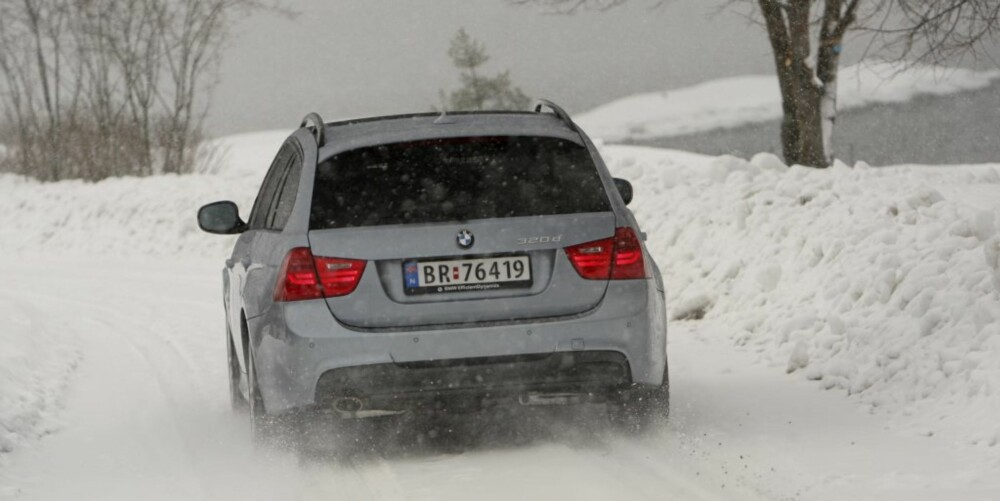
[759,0,857,168]
[773,63,834,168]
[786,79,827,168]
[814,0,857,167]
[759,0,827,167]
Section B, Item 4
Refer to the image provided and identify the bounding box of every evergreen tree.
[441,29,531,111]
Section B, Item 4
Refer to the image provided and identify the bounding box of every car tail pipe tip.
[333,396,364,413]
[518,392,587,406]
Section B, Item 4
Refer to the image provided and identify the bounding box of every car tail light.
[565,237,614,280]
[565,227,647,280]
[314,255,367,297]
[609,227,646,279]
[274,247,366,302]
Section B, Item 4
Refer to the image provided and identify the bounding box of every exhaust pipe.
[518,392,587,406]
[333,396,364,413]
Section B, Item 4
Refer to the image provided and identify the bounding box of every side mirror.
[613,178,633,205]
[197,201,246,234]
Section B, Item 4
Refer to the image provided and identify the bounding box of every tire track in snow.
[12,255,991,500]
[0,291,217,499]
[0,260,248,500]
[0,292,82,462]
[289,407,761,501]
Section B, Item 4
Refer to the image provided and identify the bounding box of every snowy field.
[2,129,1000,499]
[576,61,1000,142]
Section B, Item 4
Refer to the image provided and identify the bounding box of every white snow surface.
[606,146,1000,450]
[0,131,288,259]
[576,60,1000,142]
[2,133,1000,498]
[0,298,80,456]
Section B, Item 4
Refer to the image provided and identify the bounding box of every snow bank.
[577,61,1000,142]
[0,173,250,259]
[0,131,288,259]
[605,145,1000,448]
[196,130,290,177]
[0,297,80,457]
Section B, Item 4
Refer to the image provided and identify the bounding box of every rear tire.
[227,326,248,413]
[609,365,670,434]
[246,349,318,451]
[248,351,278,446]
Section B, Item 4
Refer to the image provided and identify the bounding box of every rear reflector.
[274,247,366,302]
[564,227,647,280]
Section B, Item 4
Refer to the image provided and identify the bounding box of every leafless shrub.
[0,0,262,181]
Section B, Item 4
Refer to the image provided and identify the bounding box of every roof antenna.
[433,107,452,124]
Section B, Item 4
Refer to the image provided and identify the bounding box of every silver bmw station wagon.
[198,101,668,441]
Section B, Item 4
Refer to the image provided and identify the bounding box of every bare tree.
[0,0,72,180]
[514,0,1000,167]
[0,0,263,181]
[155,0,242,175]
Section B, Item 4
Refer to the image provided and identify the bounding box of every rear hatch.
[307,135,615,329]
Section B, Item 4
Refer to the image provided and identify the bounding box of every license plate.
[403,255,532,295]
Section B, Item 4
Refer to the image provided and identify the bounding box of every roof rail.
[532,99,578,132]
[299,112,326,147]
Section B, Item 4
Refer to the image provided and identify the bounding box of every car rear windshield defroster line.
[309,136,611,229]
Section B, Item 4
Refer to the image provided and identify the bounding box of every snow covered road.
[0,256,763,500]
[3,137,1000,499]
[2,255,998,500]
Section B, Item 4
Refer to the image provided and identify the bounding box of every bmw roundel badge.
[456,229,474,249]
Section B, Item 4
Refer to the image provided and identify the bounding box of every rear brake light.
[609,227,646,279]
[565,237,614,280]
[274,247,366,302]
[274,248,323,301]
[564,227,647,280]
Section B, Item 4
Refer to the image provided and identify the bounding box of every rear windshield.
[310,136,611,229]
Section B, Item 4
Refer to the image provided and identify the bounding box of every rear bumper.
[316,351,630,413]
[249,279,667,415]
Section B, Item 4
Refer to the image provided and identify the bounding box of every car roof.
[314,111,586,158]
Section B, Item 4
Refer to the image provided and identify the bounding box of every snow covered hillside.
[577,61,1000,142]
[2,130,1000,499]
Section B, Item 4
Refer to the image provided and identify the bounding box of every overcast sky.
[208,0,994,136]
[209,0,768,134]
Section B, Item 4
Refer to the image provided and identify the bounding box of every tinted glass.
[249,143,293,229]
[267,151,301,230]
[310,136,610,229]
